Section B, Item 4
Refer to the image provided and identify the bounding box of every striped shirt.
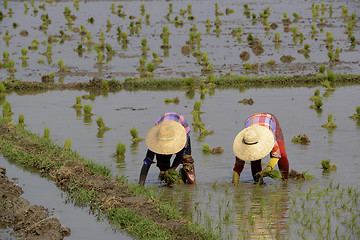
[155,112,191,135]
[144,112,191,166]
[245,113,282,158]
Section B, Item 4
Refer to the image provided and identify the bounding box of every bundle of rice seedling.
[264,170,281,179]
[159,169,180,185]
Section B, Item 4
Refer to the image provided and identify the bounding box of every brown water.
[2,85,360,239]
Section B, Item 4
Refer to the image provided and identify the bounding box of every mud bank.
[0,119,218,240]
[0,167,71,240]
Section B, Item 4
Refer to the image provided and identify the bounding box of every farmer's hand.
[256,166,272,177]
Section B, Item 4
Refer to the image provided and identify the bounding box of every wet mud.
[0,167,71,240]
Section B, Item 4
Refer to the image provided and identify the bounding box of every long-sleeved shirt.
[143,112,191,168]
[244,113,283,158]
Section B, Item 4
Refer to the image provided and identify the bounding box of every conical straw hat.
[145,121,187,154]
[233,125,274,161]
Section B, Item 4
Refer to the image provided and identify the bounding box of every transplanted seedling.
[114,142,126,156]
[96,116,111,131]
[291,133,310,145]
[129,127,144,143]
[322,114,337,130]
[321,160,337,171]
[201,144,224,154]
[58,59,70,72]
[17,113,26,128]
[309,89,322,102]
[64,139,72,151]
[83,104,94,116]
[43,128,51,140]
[348,106,360,119]
[164,97,179,104]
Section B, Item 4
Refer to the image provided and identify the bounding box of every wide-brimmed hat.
[145,121,187,154]
[233,125,275,161]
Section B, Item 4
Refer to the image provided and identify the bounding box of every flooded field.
[1,85,360,239]
[0,0,359,82]
[1,0,360,239]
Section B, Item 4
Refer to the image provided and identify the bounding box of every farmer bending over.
[139,112,196,185]
[232,113,289,184]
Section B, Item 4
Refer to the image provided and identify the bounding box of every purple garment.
[143,113,192,168]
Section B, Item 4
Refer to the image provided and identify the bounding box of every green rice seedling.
[264,169,281,179]
[327,50,334,62]
[341,6,348,16]
[101,80,109,91]
[152,52,163,65]
[96,116,111,131]
[310,89,322,102]
[64,139,72,151]
[291,133,310,145]
[185,77,195,89]
[0,82,6,96]
[197,82,208,95]
[115,142,126,156]
[349,106,360,119]
[83,104,94,116]
[6,59,16,74]
[314,100,323,109]
[202,144,212,153]
[319,64,326,74]
[3,30,11,42]
[17,113,26,127]
[129,127,144,142]
[106,19,112,30]
[290,26,299,36]
[322,113,337,130]
[273,32,281,42]
[193,100,202,112]
[43,127,50,140]
[20,48,29,60]
[146,62,156,74]
[43,44,53,56]
[293,12,301,21]
[321,160,337,171]
[87,17,95,24]
[327,69,335,82]
[58,59,70,72]
[2,51,9,62]
[161,36,171,49]
[334,47,341,61]
[96,51,104,64]
[198,123,213,137]
[164,97,179,104]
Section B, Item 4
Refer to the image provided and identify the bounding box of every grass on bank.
[1,73,360,93]
[0,117,219,240]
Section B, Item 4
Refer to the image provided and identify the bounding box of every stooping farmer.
[139,112,196,185]
[232,113,289,184]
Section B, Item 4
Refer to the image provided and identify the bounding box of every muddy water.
[2,85,360,238]
[0,156,133,240]
[1,0,359,82]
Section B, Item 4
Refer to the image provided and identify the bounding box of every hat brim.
[145,121,187,154]
[233,125,275,161]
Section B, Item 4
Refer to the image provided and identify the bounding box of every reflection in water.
[233,182,290,239]
[75,109,82,119]
[130,142,139,156]
[83,116,92,124]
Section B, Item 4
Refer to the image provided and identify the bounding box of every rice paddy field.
[1,0,360,239]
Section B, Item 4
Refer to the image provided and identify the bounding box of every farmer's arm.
[257,143,281,176]
[139,149,155,185]
[170,135,191,169]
